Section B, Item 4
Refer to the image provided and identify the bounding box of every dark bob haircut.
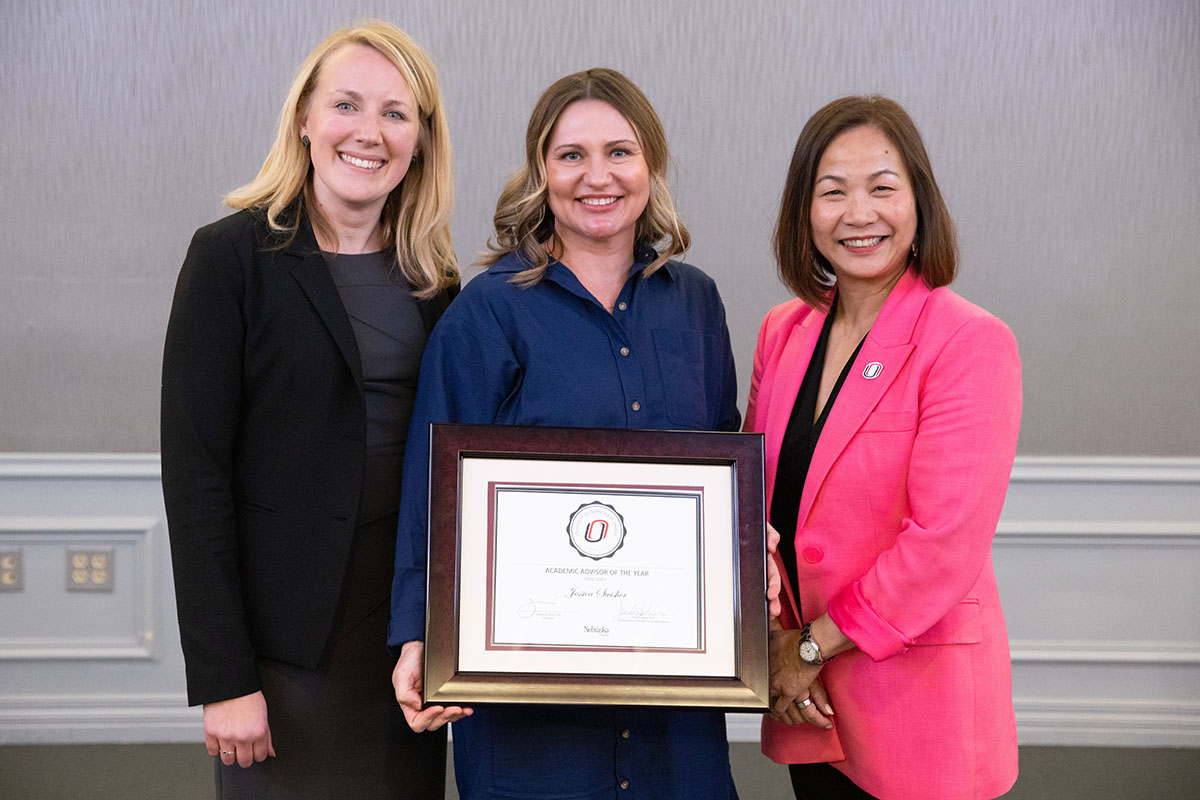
[774,95,957,308]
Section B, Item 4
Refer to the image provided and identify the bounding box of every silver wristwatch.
[798,622,826,666]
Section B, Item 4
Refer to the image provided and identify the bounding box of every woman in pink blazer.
[749,96,1021,799]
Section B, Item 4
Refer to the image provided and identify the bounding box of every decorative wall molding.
[1009,456,1200,484]
[0,453,161,480]
[0,453,1196,747]
[1009,639,1200,665]
[1012,699,1200,748]
[994,520,1200,548]
[6,453,1195,483]
[726,713,763,743]
[0,693,200,743]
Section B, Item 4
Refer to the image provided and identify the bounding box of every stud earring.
[301,135,310,147]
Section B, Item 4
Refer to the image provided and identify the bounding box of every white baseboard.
[1013,698,1200,748]
[0,694,202,744]
[727,700,1200,747]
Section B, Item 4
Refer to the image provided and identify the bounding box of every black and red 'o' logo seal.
[566,502,627,560]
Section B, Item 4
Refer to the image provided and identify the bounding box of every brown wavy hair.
[478,68,689,285]
[775,95,956,308]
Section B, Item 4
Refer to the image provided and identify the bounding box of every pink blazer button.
[802,546,824,564]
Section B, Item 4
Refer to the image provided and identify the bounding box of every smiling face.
[543,99,651,259]
[299,43,420,236]
[810,125,918,293]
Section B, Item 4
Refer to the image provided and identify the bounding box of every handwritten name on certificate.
[488,486,704,652]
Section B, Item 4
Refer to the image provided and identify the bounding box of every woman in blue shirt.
[388,68,741,799]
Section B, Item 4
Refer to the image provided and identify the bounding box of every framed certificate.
[423,423,768,710]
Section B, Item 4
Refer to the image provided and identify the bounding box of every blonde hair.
[478,68,689,286]
[225,20,457,297]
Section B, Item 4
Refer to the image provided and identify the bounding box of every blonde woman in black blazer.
[161,21,457,798]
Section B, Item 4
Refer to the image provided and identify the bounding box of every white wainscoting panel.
[0,454,1197,746]
[0,516,158,660]
[997,457,1200,747]
[0,455,199,743]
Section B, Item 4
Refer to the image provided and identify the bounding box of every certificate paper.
[458,459,735,677]
[489,485,704,652]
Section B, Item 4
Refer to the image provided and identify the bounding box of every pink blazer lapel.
[762,308,827,507]
[795,271,930,528]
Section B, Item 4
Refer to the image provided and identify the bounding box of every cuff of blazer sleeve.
[186,663,263,708]
[828,581,915,661]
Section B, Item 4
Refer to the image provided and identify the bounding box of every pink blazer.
[748,270,1021,800]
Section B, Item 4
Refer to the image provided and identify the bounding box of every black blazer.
[161,209,456,706]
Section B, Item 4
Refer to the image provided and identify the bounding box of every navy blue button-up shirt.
[389,249,740,799]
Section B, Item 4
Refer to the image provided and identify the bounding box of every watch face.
[799,639,819,663]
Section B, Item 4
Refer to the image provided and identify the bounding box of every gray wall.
[2,0,1197,455]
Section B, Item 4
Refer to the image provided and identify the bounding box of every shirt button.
[631,401,641,412]
[620,346,630,357]
[621,728,631,739]
[617,302,627,311]
[802,546,824,564]
[620,779,630,789]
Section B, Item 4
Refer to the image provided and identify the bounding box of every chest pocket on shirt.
[652,328,712,429]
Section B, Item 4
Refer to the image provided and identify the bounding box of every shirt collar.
[488,243,676,282]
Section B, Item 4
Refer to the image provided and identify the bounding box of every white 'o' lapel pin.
[862,362,883,379]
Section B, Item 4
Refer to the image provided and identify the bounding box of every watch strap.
[798,622,826,666]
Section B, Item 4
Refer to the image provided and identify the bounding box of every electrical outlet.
[66,548,114,592]
[0,550,22,591]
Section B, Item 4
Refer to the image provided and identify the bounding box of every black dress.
[216,252,446,799]
[769,310,875,800]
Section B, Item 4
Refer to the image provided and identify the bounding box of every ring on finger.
[795,698,812,709]
[219,749,234,756]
